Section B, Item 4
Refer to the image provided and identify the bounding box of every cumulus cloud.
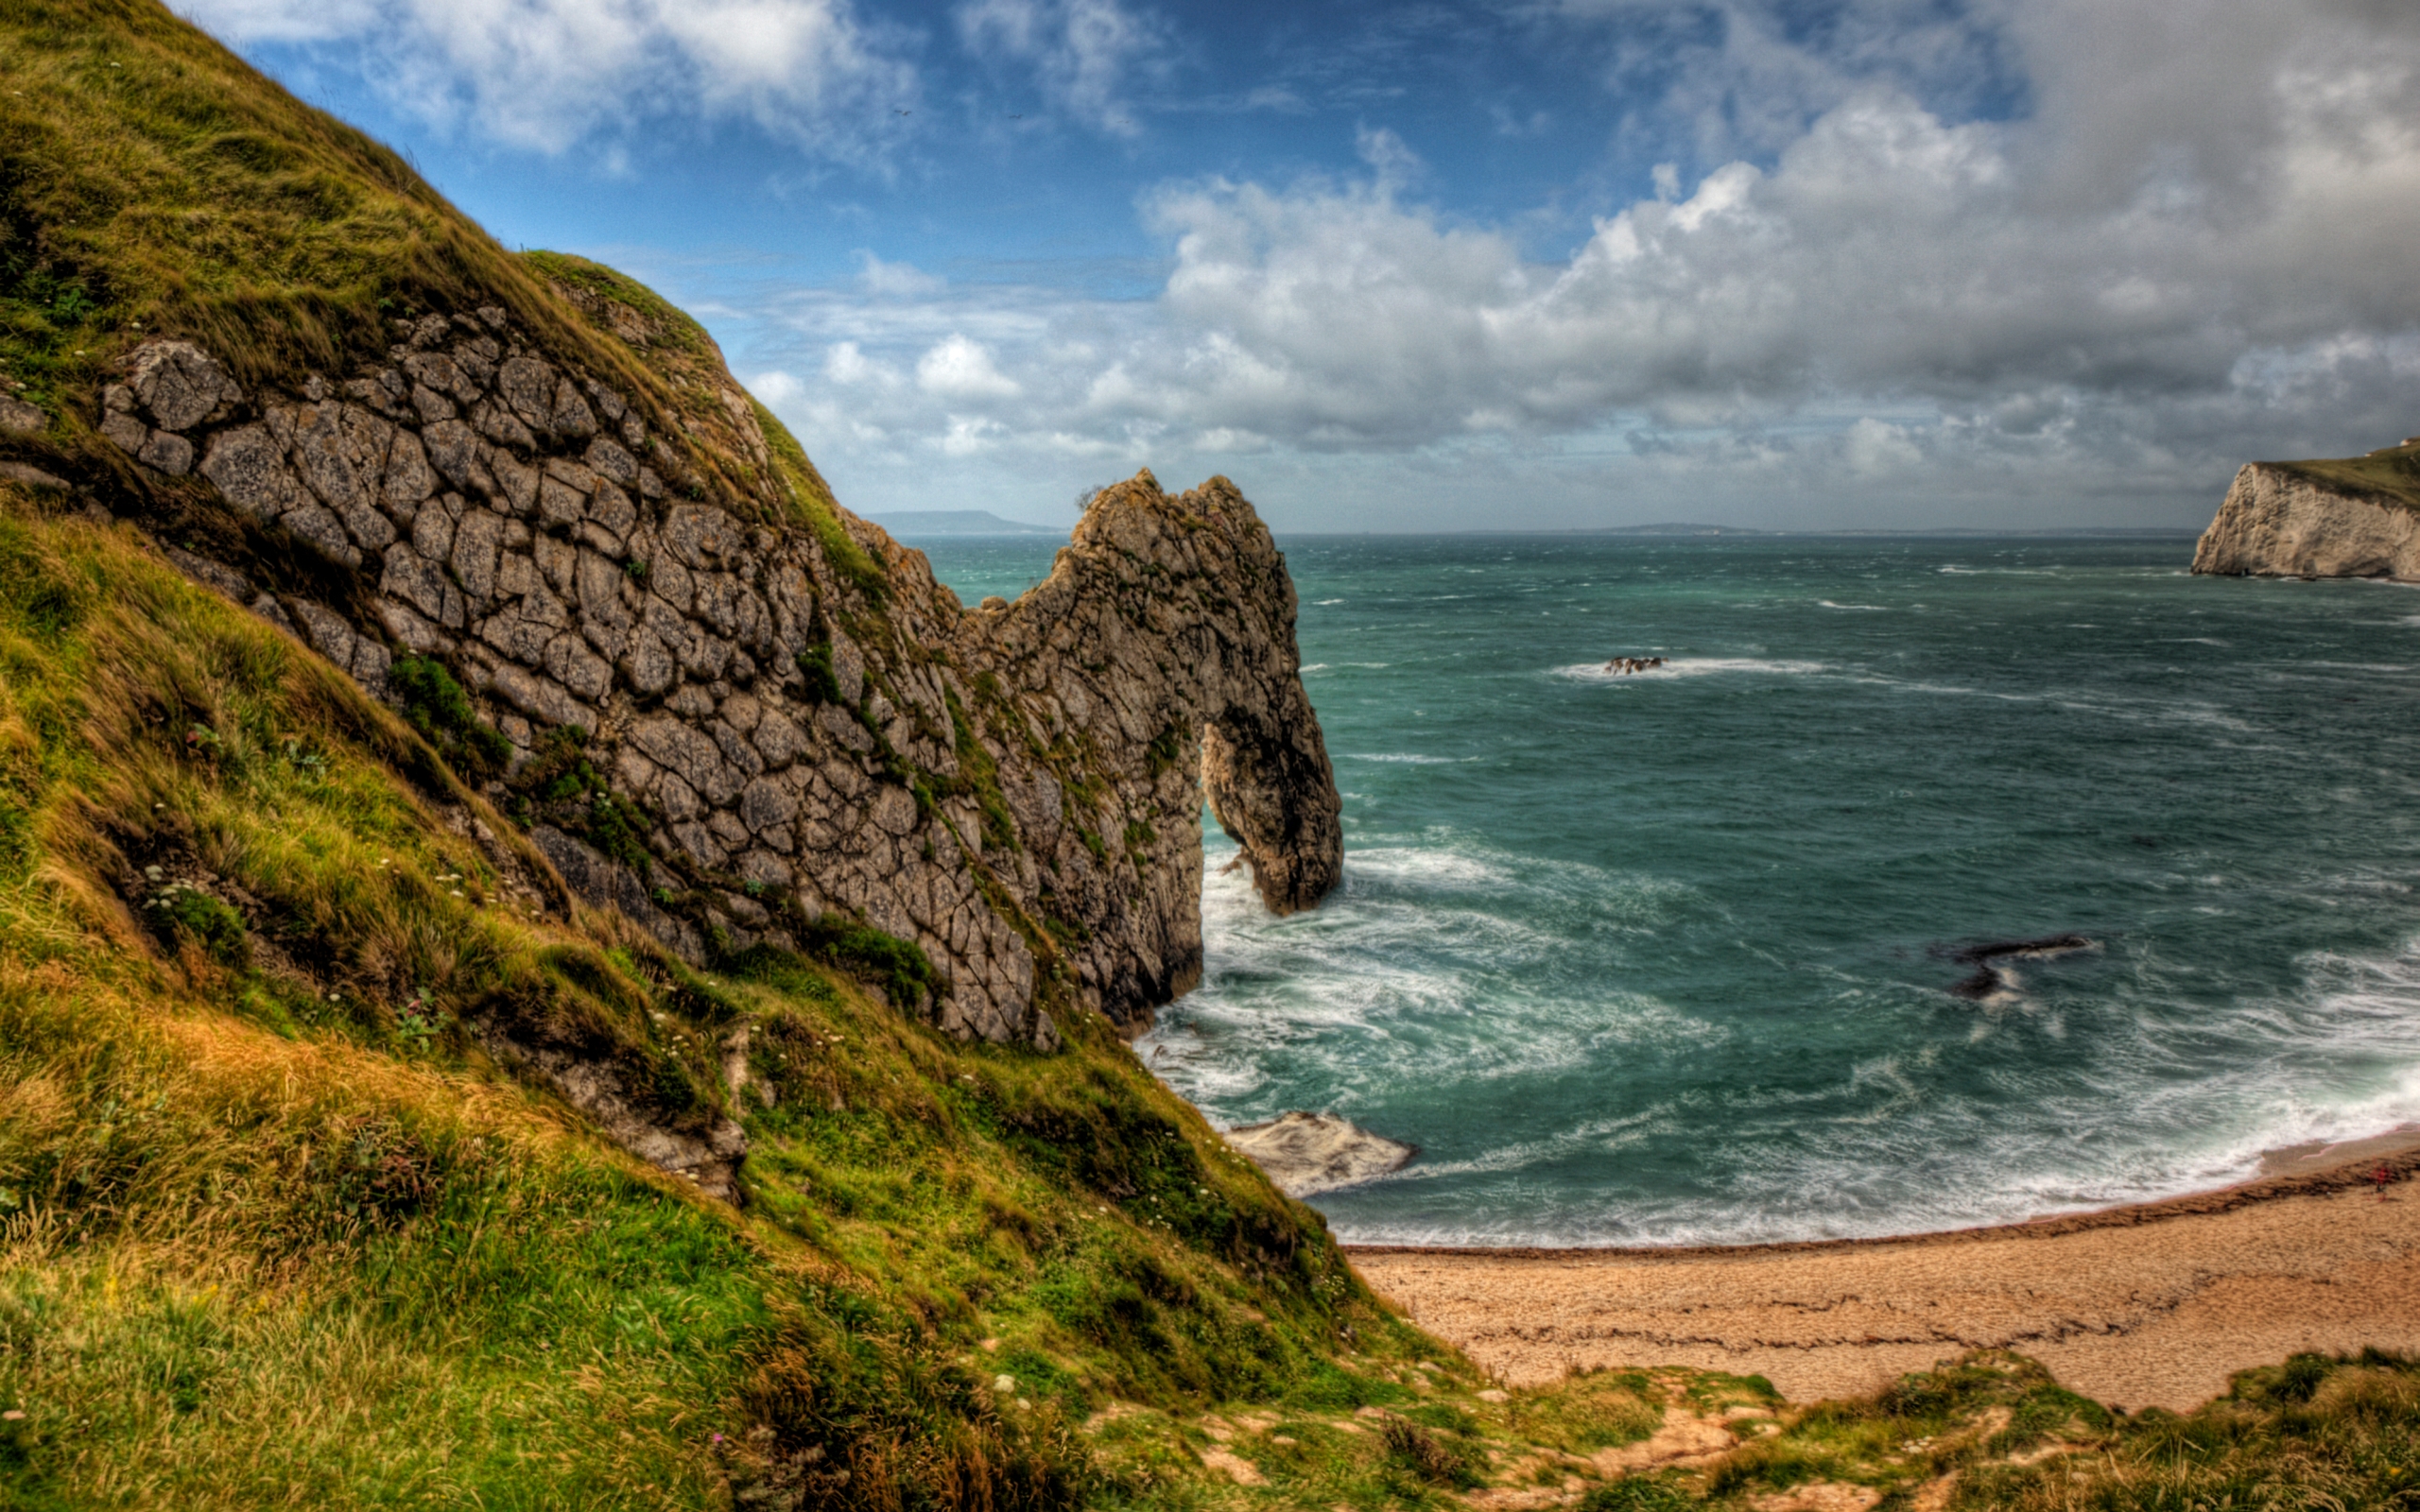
[175,0,916,156]
[1113,13,2420,445]
[954,0,1167,134]
[730,0,2420,523]
[917,334,1025,400]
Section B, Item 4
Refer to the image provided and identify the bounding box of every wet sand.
[1347,1131,2420,1412]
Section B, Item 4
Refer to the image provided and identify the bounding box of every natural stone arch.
[959,470,1343,1028]
[98,322,1341,1049]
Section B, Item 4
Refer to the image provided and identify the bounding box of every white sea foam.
[1340,752,1465,765]
[1554,657,1827,682]
[1820,600,1888,610]
[1150,833,1720,1129]
[1344,926,2420,1247]
[1374,1109,1676,1185]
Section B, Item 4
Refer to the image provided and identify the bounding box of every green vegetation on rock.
[2269,439,2420,511]
[0,482,1422,1506]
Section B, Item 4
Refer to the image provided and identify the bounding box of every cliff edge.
[0,0,1341,1203]
[2192,439,2420,578]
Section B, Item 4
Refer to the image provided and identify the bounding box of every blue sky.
[180,0,2420,530]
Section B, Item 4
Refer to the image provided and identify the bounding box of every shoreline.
[1343,1125,2420,1261]
[1343,1127,2420,1412]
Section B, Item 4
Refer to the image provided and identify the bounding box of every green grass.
[749,396,875,581]
[2269,439,2420,511]
[0,483,1435,1507]
[502,727,652,877]
[387,654,510,782]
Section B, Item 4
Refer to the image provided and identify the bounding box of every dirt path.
[1347,1134,2420,1411]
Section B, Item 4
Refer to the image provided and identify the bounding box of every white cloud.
[1843,417,1920,475]
[916,335,1023,400]
[938,415,1008,455]
[954,0,1167,134]
[176,0,916,156]
[822,340,901,387]
[728,0,2420,526]
[750,369,807,404]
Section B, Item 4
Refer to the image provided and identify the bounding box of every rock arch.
[959,470,1344,1026]
[87,325,1343,1045]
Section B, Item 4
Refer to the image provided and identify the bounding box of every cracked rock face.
[104,309,1341,1070]
[2192,461,2420,580]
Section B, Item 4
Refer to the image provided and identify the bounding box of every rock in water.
[1225,1111,1416,1197]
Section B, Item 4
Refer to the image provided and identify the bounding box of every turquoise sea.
[913,531,2420,1247]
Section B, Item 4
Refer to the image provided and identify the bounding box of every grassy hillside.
[0,480,1440,1506]
[2269,439,2420,511]
[0,0,845,542]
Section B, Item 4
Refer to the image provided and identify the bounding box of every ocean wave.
[1154,837,1721,1121]
[1373,1108,1679,1186]
[1819,600,1888,610]
[1310,929,2420,1248]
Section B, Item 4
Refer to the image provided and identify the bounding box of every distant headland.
[2194,435,2420,578]
[865,507,1063,536]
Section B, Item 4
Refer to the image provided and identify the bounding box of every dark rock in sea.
[1951,934,2096,965]
[1948,968,2002,1001]
[1938,934,2099,1000]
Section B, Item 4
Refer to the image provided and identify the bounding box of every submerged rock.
[1225,1111,1416,1197]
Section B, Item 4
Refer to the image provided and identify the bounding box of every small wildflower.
[1,1410,22,1421]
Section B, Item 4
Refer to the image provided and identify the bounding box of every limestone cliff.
[53,286,1340,1064]
[2193,441,2420,578]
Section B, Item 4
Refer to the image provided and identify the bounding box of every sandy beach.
[1348,1130,2420,1412]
